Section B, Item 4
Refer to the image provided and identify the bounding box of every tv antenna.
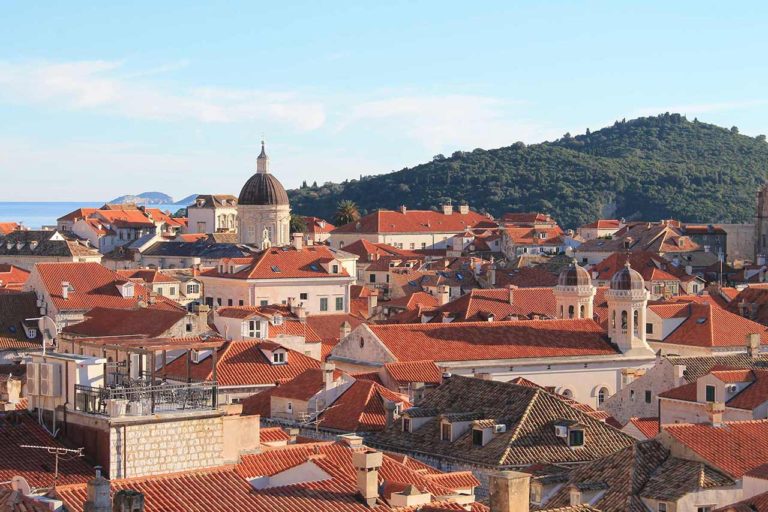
[20,445,84,489]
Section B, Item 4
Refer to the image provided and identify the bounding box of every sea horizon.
[0,201,189,229]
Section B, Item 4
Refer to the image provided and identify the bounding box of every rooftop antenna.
[20,444,84,490]
[25,315,57,355]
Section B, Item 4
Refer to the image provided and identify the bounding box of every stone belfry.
[756,183,768,262]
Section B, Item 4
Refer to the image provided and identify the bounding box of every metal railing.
[74,381,218,417]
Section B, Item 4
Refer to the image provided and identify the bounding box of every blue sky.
[2,1,768,201]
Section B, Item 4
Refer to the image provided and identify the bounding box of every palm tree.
[335,200,360,226]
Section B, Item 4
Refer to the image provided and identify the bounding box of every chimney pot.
[61,281,70,300]
[707,401,726,427]
[292,232,303,251]
[112,490,146,512]
[488,470,530,512]
[352,450,383,508]
[747,333,761,359]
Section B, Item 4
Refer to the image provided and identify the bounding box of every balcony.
[74,381,217,417]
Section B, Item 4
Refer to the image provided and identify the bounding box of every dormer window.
[568,428,585,447]
[440,422,451,441]
[332,264,339,274]
[247,320,261,338]
[402,417,411,432]
[273,351,286,364]
[705,385,716,402]
[472,429,484,446]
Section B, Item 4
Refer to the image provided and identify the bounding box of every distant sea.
[0,202,189,229]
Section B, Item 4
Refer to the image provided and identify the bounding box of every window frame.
[320,297,329,312]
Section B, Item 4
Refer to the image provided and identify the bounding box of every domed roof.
[558,260,592,287]
[238,173,289,206]
[610,261,645,291]
[238,141,290,206]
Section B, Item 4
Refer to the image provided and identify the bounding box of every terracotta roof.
[318,380,411,432]
[501,212,556,225]
[0,413,93,490]
[0,292,42,350]
[62,306,187,338]
[92,209,156,228]
[491,265,561,288]
[260,427,291,444]
[661,369,768,411]
[271,368,344,401]
[411,287,559,323]
[333,209,493,234]
[0,264,30,291]
[578,221,700,254]
[589,251,687,284]
[305,313,366,343]
[0,489,51,512]
[56,208,98,223]
[116,269,179,284]
[385,291,439,311]
[303,217,335,234]
[383,360,443,385]
[726,286,768,326]
[580,219,622,230]
[340,239,421,261]
[161,339,321,387]
[504,226,565,246]
[33,262,179,313]
[0,231,101,258]
[360,319,619,363]
[201,245,352,280]
[369,376,633,468]
[627,417,660,439]
[663,419,768,477]
[659,303,768,348]
[0,223,20,235]
[714,491,768,511]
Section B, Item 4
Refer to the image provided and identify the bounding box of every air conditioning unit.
[26,362,39,395]
[727,384,738,393]
[494,424,507,434]
[554,425,568,438]
[39,363,62,397]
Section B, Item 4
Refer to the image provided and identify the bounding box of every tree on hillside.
[172,208,187,218]
[335,200,360,226]
[289,214,307,234]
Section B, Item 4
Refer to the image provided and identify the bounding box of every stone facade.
[238,204,291,247]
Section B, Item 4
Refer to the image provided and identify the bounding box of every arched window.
[579,305,585,318]
[568,305,574,319]
[598,387,609,406]
[621,310,628,331]
[633,310,639,334]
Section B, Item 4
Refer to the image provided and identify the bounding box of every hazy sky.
[2,1,768,201]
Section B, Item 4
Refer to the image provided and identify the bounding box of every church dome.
[238,141,290,206]
[238,173,289,206]
[610,262,645,291]
[558,260,591,287]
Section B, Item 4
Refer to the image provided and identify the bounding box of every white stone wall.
[109,415,224,479]
[238,204,290,246]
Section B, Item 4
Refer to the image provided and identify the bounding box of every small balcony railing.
[74,381,217,417]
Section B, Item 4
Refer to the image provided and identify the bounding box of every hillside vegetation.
[288,114,768,228]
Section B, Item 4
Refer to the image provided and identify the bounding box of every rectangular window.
[260,300,269,307]
[248,320,260,338]
[472,429,484,446]
[286,401,293,413]
[421,243,426,249]
[706,385,716,402]
[187,284,200,294]
[441,423,452,441]
[239,300,244,306]
[216,298,222,306]
[568,429,584,447]
[332,264,339,274]
[273,352,286,364]
[227,299,233,306]
[335,297,344,311]
[320,298,328,311]
[697,507,713,512]
[169,287,176,296]
[410,243,415,250]
[645,390,652,404]
[402,418,411,432]
[369,273,376,283]
[646,323,653,334]
[300,292,308,300]
[658,504,667,512]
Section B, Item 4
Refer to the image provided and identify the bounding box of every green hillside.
[288,114,768,228]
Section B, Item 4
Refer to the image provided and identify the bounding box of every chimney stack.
[295,303,306,323]
[384,401,396,429]
[508,285,517,305]
[569,486,582,507]
[112,490,145,512]
[83,468,111,512]
[441,202,453,216]
[747,333,761,359]
[707,401,725,427]
[411,382,425,403]
[323,362,336,391]
[352,450,383,508]
[488,470,530,512]
[61,281,70,300]
[458,203,469,215]
[292,232,303,251]
[400,205,407,215]
[340,320,351,340]
[367,290,378,318]
[437,285,450,306]
[489,265,497,286]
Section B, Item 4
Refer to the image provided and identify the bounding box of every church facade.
[237,141,291,248]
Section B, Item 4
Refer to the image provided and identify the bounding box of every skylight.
[309,264,320,271]
[271,265,281,273]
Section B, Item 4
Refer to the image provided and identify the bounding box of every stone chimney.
[340,321,351,340]
[292,232,303,251]
[294,303,306,323]
[458,203,469,215]
[352,450,383,508]
[685,264,693,275]
[400,205,407,215]
[508,285,517,305]
[707,401,725,427]
[384,401,396,429]
[489,265,497,287]
[61,281,69,300]
[367,290,378,318]
[287,427,299,444]
[488,470,530,512]
[747,333,761,359]
[569,485,582,507]
[112,490,145,512]
[436,285,449,306]
[323,362,336,391]
[411,382,426,403]
[83,468,111,512]
[441,202,453,215]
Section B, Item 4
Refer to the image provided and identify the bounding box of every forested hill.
[287,114,768,228]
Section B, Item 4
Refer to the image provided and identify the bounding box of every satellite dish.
[11,476,31,495]
[38,316,58,352]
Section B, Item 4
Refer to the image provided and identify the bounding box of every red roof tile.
[362,319,619,363]
[0,264,30,290]
[0,223,21,235]
[318,380,411,432]
[663,420,768,477]
[271,368,344,401]
[661,303,768,348]
[383,360,442,384]
[201,245,351,280]
[303,216,335,234]
[116,269,179,284]
[62,306,187,338]
[504,226,564,246]
[628,417,660,439]
[56,208,98,223]
[333,209,493,234]
[260,427,291,444]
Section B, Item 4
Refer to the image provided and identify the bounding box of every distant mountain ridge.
[287,114,768,228]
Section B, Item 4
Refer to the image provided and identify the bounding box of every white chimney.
[437,285,450,306]
[323,362,335,391]
[340,321,351,340]
[707,401,725,427]
[458,203,469,215]
[508,284,517,305]
[489,265,497,286]
[747,333,761,359]
[442,202,453,215]
[61,281,70,300]
[367,291,378,317]
[400,205,407,215]
[292,232,303,251]
[352,450,383,508]
[569,486,582,507]
[488,470,530,512]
